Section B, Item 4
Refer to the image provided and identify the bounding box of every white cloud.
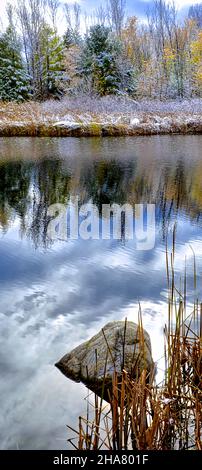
[173,0,200,6]
[141,0,199,5]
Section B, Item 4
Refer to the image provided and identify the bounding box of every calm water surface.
[0,135,202,449]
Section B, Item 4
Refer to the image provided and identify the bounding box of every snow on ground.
[0,97,202,135]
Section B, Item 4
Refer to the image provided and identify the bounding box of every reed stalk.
[67,239,202,450]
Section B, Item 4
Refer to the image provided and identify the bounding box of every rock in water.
[55,321,153,399]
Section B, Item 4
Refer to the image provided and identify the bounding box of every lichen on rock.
[55,321,153,399]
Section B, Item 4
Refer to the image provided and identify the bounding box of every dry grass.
[0,97,202,136]
[0,97,202,138]
[0,97,202,125]
[67,236,202,451]
[0,101,43,123]
[41,96,202,116]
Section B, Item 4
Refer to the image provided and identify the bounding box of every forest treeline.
[0,0,202,102]
[1,147,202,245]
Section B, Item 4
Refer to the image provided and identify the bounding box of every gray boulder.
[55,321,153,399]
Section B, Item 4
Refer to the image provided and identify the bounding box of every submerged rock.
[55,321,153,399]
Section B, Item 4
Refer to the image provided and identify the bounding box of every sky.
[0,135,202,449]
[0,0,201,24]
[0,0,200,34]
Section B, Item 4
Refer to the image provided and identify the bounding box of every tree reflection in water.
[0,137,202,247]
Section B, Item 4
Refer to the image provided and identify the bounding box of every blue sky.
[0,0,199,34]
[0,0,200,22]
[0,134,202,449]
[69,0,199,18]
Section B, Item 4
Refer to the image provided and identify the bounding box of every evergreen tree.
[64,28,75,49]
[85,25,112,56]
[0,27,30,101]
[93,52,120,95]
[64,27,81,49]
[79,24,135,96]
[35,25,65,99]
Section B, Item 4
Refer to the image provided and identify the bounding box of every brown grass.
[0,98,202,137]
[67,238,202,450]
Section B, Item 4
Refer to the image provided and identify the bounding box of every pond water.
[0,135,202,450]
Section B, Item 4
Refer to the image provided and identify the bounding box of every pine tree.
[64,28,75,49]
[79,24,135,96]
[0,27,30,101]
[35,25,66,99]
[64,27,81,49]
[93,52,120,95]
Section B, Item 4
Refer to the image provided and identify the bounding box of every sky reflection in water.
[0,135,202,449]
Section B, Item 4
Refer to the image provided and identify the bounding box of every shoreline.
[1,98,202,137]
[0,116,202,137]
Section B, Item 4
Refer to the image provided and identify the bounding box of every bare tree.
[17,0,45,96]
[108,0,126,36]
[188,3,202,28]
[147,0,190,99]
[63,2,81,33]
[74,2,81,33]
[16,0,64,99]
[6,2,15,29]
[94,4,108,25]
[47,0,60,29]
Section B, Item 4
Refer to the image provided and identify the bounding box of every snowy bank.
[0,115,202,137]
[0,99,202,137]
